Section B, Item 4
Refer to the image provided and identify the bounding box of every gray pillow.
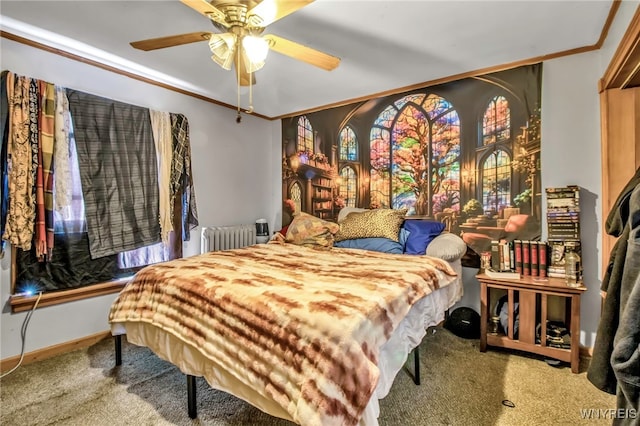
[426,232,467,262]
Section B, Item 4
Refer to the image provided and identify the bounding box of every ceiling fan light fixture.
[243,55,265,73]
[211,52,235,70]
[242,35,270,66]
[209,33,237,70]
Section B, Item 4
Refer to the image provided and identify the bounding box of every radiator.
[201,224,256,253]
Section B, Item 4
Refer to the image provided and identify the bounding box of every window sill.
[9,279,128,313]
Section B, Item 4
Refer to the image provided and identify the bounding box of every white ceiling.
[0,0,617,118]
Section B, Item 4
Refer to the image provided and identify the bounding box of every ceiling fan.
[130,0,341,87]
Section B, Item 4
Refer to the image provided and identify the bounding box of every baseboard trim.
[580,345,594,358]
[0,330,111,374]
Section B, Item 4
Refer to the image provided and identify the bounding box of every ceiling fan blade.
[180,0,229,27]
[247,0,314,27]
[130,32,212,51]
[263,34,340,71]
[236,51,256,87]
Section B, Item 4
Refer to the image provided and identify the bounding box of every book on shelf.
[500,241,509,271]
[509,241,515,270]
[514,240,523,274]
[484,269,521,279]
[538,241,548,278]
[546,185,580,194]
[530,240,539,277]
[547,207,581,214]
[522,240,531,275]
[491,240,500,270]
[547,199,579,208]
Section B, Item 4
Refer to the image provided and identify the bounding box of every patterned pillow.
[334,209,407,242]
[285,212,340,247]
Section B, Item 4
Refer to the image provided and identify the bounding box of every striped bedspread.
[108,243,457,426]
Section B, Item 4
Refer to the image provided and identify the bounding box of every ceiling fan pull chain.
[248,68,254,114]
[236,37,242,123]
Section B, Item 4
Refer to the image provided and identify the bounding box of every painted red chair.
[462,214,540,254]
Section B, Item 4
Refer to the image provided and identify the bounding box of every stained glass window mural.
[339,126,358,161]
[290,181,302,215]
[481,150,511,213]
[281,63,542,265]
[369,125,391,209]
[370,94,461,215]
[297,116,313,153]
[339,166,357,207]
[483,96,510,145]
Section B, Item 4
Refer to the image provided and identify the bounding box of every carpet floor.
[0,327,616,425]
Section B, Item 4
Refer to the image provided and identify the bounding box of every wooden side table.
[476,273,587,373]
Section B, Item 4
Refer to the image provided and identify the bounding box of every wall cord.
[0,292,43,379]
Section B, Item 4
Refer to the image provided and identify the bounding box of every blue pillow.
[399,227,410,249]
[402,220,446,255]
[334,237,403,254]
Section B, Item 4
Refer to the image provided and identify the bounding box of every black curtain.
[66,90,160,258]
[15,233,139,291]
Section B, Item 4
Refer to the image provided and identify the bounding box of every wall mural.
[281,64,542,266]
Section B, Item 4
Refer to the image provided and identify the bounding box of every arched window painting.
[481,150,511,213]
[297,116,313,153]
[339,126,358,161]
[290,181,303,215]
[370,94,461,215]
[281,64,542,266]
[339,166,357,207]
[483,96,510,145]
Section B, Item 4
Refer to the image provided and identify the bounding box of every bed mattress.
[109,243,462,425]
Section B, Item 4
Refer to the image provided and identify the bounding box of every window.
[369,93,461,215]
[14,114,170,296]
[339,126,358,161]
[339,166,357,207]
[481,150,512,213]
[482,95,510,146]
[297,116,313,153]
[9,86,195,304]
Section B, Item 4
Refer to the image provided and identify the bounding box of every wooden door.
[599,6,640,273]
[599,87,640,269]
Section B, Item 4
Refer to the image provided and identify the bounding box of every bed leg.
[187,375,197,419]
[413,346,421,385]
[114,335,122,366]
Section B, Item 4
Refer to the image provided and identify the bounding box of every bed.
[109,240,463,426]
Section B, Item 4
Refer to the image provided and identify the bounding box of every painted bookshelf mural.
[281,64,542,266]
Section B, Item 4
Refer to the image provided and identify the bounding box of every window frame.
[296,116,314,153]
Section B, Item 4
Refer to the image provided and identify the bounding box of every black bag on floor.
[445,307,481,339]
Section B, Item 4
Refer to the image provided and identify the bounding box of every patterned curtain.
[170,113,198,241]
[66,90,160,259]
